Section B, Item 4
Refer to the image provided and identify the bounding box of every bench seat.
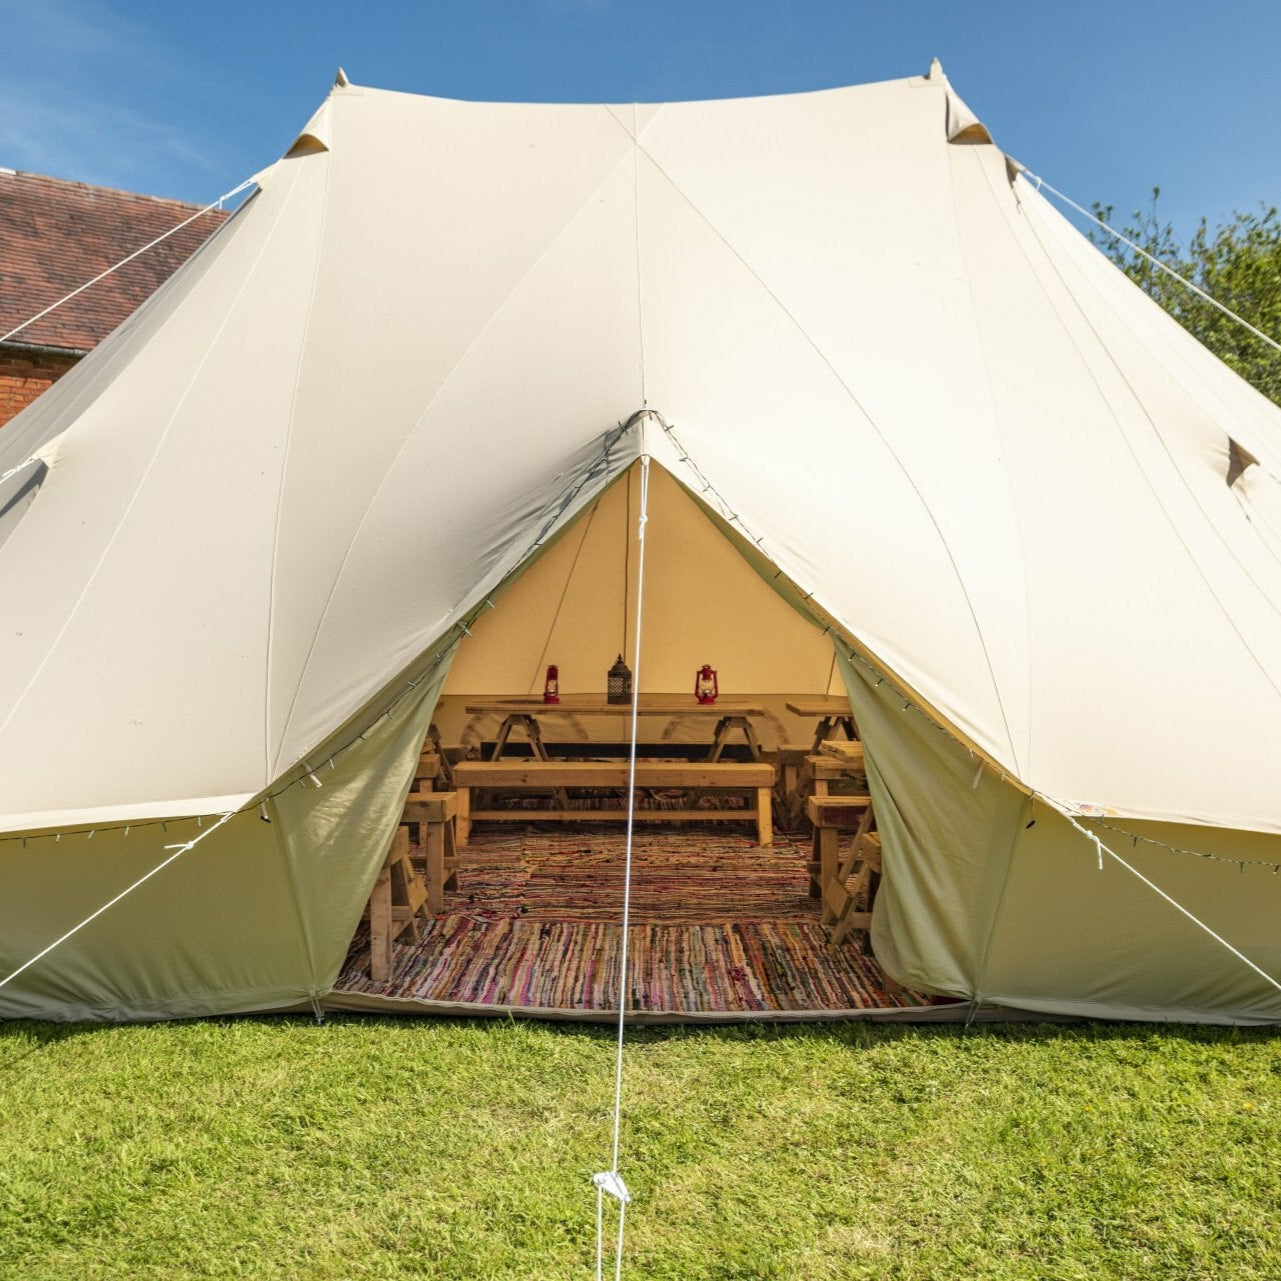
[453,759,774,845]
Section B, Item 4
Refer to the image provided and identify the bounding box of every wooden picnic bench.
[452,759,775,845]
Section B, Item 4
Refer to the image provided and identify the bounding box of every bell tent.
[2,63,1281,1023]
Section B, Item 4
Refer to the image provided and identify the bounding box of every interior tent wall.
[437,460,844,746]
[840,651,1281,1024]
[0,665,448,1022]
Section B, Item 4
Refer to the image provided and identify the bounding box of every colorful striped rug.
[334,824,924,1015]
[445,826,819,924]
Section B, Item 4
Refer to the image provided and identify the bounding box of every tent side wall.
[0,816,316,1022]
[841,654,1281,1023]
[0,666,447,1022]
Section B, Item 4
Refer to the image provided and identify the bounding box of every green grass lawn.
[0,1016,1278,1279]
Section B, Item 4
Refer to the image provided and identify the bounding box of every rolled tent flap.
[943,82,992,145]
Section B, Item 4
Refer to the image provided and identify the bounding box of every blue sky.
[4,0,1279,244]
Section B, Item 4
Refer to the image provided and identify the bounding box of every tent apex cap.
[927,57,945,80]
[334,67,351,89]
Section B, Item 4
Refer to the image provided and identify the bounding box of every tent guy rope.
[1055,806,1281,998]
[0,809,237,992]
[594,450,650,1281]
[0,176,256,349]
[1019,167,1281,358]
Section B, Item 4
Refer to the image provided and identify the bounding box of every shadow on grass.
[2,1009,1278,1073]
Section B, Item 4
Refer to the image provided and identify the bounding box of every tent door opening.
[329,458,927,1019]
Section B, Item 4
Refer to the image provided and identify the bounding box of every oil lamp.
[543,664,560,703]
[694,664,719,704]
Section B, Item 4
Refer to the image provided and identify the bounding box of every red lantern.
[543,664,560,703]
[694,664,719,704]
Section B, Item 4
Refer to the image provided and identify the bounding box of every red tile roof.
[0,170,229,353]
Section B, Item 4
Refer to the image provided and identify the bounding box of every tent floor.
[330,823,942,1023]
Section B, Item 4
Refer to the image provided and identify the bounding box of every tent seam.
[970,791,1034,1007]
[263,151,333,784]
[945,145,1035,779]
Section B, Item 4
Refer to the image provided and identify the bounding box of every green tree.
[1091,189,1281,406]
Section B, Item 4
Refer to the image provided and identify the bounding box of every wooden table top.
[464,694,769,717]
[784,696,855,717]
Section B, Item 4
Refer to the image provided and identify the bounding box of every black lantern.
[607,654,632,704]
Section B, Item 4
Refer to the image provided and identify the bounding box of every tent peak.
[334,67,350,89]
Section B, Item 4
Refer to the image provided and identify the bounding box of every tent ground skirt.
[330,823,944,1022]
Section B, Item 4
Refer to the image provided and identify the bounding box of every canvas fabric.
[2,67,1280,1020]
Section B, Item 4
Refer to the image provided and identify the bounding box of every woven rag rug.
[334,824,926,1015]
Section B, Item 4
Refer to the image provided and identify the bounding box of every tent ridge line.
[264,138,335,783]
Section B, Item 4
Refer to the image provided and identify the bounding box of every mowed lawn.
[0,1017,1278,1279]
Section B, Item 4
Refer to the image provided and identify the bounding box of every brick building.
[0,169,228,428]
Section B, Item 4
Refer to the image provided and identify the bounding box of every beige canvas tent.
[2,63,1281,1023]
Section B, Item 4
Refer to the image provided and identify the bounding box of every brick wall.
[0,348,80,429]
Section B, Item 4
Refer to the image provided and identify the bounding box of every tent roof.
[2,67,1281,835]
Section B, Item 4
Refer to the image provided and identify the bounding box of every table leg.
[425,821,445,915]
[525,717,551,762]
[810,716,835,753]
[489,716,518,761]
[755,787,773,847]
[708,717,731,762]
[369,865,393,981]
[709,715,762,762]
